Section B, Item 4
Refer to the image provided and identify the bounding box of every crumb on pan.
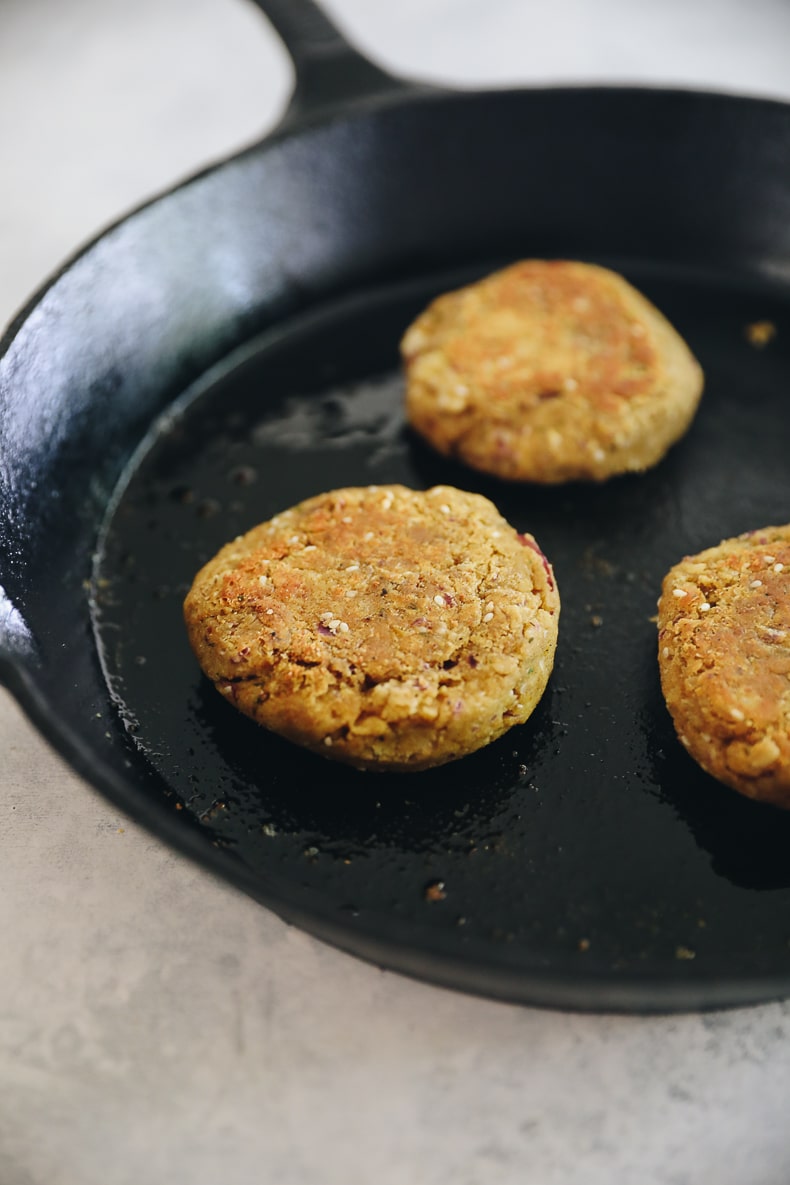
[745,320,776,347]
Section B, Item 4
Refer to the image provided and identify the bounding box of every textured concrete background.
[2,2,790,1183]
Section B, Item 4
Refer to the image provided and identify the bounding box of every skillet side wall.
[0,90,790,1011]
[3,89,790,605]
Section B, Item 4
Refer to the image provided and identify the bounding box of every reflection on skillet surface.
[92,259,790,992]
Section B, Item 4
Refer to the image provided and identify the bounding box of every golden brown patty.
[657,526,790,808]
[402,259,704,483]
[184,485,560,772]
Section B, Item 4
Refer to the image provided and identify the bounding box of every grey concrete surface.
[2,2,790,1183]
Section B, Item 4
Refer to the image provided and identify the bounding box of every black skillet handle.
[248,0,434,123]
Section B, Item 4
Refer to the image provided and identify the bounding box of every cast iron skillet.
[2,0,790,1013]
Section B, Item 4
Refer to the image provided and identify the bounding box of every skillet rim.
[3,79,790,350]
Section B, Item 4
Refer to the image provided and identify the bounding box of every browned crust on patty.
[184,485,560,771]
[402,260,704,483]
[657,526,790,808]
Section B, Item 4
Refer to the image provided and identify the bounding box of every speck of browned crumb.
[745,320,776,347]
[424,880,447,902]
[578,937,591,952]
[675,945,696,960]
[590,614,603,628]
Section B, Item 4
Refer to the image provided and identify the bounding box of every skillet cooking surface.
[91,256,790,1010]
